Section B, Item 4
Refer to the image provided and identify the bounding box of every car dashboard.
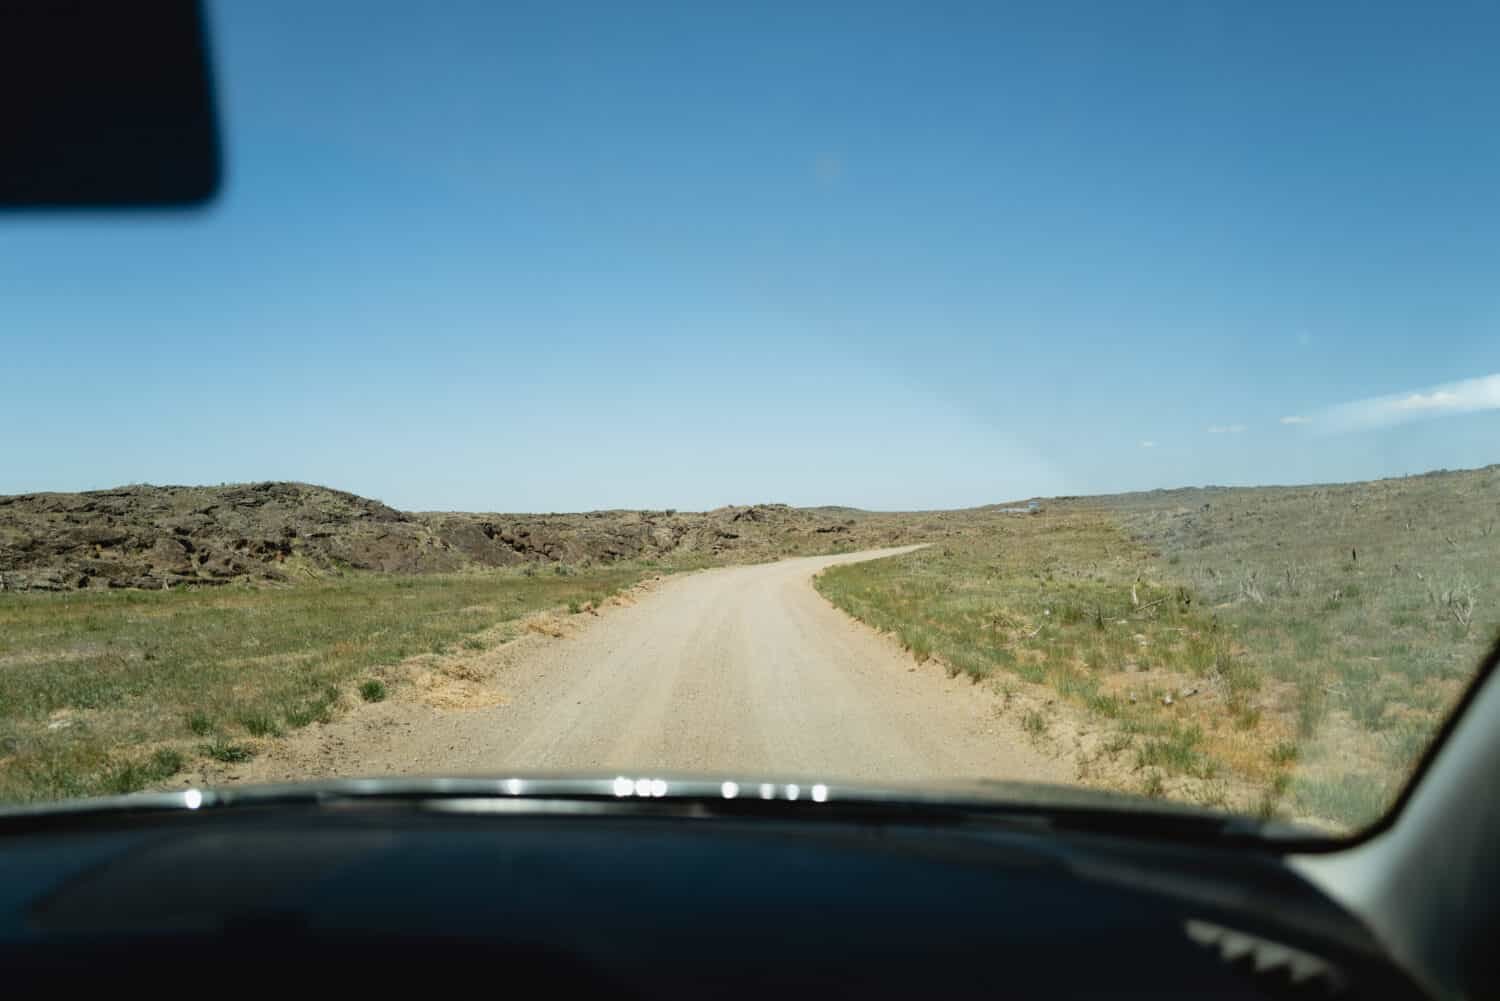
[0,794,1425,1000]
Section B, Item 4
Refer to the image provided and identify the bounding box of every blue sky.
[4,0,1497,511]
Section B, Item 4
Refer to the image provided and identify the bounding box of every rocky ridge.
[0,482,923,591]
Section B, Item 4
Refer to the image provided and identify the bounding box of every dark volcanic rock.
[0,482,439,591]
[0,482,927,591]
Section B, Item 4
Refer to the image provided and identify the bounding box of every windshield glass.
[3,0,1497,835]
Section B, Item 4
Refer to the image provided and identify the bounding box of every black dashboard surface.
[0,806,1421,999]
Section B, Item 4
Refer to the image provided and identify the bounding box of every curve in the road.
[234,548,1069,787]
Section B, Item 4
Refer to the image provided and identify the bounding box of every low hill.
[0,482,928,591]
[6,466,1495,593]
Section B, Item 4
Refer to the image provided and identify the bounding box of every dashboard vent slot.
[1185,919,1349,997]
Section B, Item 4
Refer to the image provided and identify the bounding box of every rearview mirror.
[1,1,220,207]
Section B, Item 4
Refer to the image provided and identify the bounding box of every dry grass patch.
[409,669,511,710]
[817,474,1500,832]
[525,613,566,638]
[0,564,646,802]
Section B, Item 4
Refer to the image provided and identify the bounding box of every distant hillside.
[0,482,924,591]
[5,466,1496,592]
[1090,464,1500,562]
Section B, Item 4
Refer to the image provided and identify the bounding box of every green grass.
[1384,721,1431,772]
[5,466,1495,828]
[816,467,1500,831]
[1270,741,1299,767]
[1109,468,1500,828]
[1290,772,1392,826]
[282,684,339,728]
[359,679,387,703]
[899,626,934,664]
[0,564,648,802]
[1021,710,1047,737]
[103,748,186,795]
[201,738,254,764]
[815,510,1244,791]
[238,712,283,738]
[1134,725,1215,780]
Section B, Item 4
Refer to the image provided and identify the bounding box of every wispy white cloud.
[1139,440,1156,448]
[1206,424,1246,434]
[1279,415,1310,425]
[1317,373,1500,433]
[1392,390,1461,412]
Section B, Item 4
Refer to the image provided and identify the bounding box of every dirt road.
[228,548,1068,786]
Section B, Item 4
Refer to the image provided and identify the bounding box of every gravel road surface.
[227,548,1067,786]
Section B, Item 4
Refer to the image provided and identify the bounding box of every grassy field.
[0,563,650,802]
[817,467,1500,830]
[4,466,1495,824]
